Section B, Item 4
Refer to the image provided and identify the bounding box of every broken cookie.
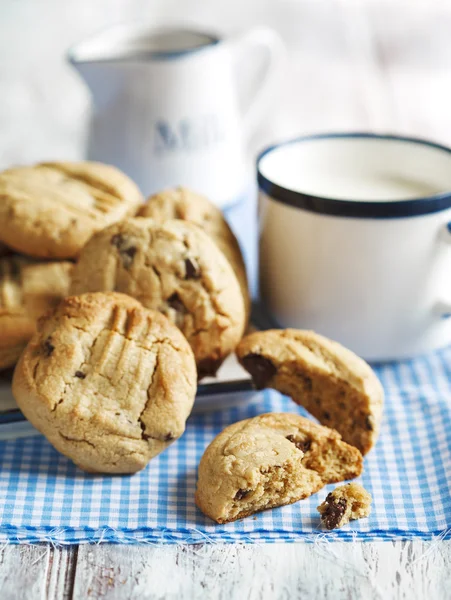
[317,482,372,530]
[236,329,384,454]
[12,292,197,474]
[195,413,363,523]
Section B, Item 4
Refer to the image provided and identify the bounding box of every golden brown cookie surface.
[70,218,246,378]
[0,162,143,258]
[317,482,372,530]
[137,187,250,316]
[0,256,73,369]
[195,412,363,523]
[12,292,197,474]
[236,329,384,454]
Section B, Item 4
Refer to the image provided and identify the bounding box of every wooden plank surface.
[1,1,451,598]
[1,541,450,600]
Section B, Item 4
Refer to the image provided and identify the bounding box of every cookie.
[317,482,372,530]
[137,187,250,316]
[0,161,143,259]
[12,292,197,474]
[70,218,246,378]
[236,329,383,454]
[195,412,363,523]
[0,256,73,369]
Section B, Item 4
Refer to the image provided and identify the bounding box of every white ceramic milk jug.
[69,24,284,207]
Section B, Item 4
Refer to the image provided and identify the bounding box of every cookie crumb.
[317,483,372,530]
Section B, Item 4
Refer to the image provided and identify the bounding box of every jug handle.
[231,27,285,138]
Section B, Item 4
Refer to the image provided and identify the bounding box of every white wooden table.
[0,1,450,598]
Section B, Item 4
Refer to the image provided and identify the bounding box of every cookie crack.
[137,346,160,441]
[45,164,123,202]
[58,432,96,449]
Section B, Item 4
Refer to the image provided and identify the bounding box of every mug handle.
[435,222,451,318]
[230,27,285,138]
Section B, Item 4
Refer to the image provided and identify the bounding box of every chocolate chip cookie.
[70,218,246,378]
[0,256,73,369]
[195,412,363,523]
[317,482,372,530]
[0,161,143,259]
[236,329,383,455]
[12,292,197,474]
[137,187,250,317]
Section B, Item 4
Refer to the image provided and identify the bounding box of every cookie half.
[236,329,383,455]
[70,218,246,378]
[137,187,250,317]
[317,482,372,530]
[12,292,197,474]
[0,161,143,258]
[0,256,73,369]
[195,412,363,523]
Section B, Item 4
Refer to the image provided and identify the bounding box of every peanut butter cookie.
[195,412,363,523]
[70,218,246,378]
[0,256,73,369]
[236,330,383,455]
[12,292,197,474]
[317,482,372,530]
[0,161,143,259]
[137,187,250,316]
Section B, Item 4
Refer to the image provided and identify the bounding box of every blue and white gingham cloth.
[0,345,450,545]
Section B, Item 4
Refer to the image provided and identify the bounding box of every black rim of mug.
[257,132,451,219]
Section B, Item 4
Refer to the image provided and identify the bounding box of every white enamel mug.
[69,24,284,207]
[257,133,451,361]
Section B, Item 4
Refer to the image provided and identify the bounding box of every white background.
[2,0,451,169]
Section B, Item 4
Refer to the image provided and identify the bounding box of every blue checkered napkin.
[0,347,450,545]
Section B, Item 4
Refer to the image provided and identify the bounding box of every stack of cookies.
[0,161,144,370]
[0,161,250,473]
[1,160,382,531]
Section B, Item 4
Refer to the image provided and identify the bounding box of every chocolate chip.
[321,497,347,530]
[111,233,124,247]
[124,246,137,260]
[166,292,187,328]
[234,489,251,500]
[184,257,200,279]
[74,371,86,379]
[164,432,175,442]
[167,292,185,313]
[296,372,312,391]
[43,338,55,356]
[366,415,374,431]
[241,353,277,390]
[111,234,137,268]
[286,435,311,453]
[323,411,331,420]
